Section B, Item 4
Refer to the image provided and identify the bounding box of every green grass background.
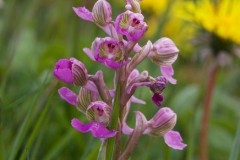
[0,0,240,159]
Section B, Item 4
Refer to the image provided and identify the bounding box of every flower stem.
[199,64,219,160]
[106,71,121,160]
[97,140,107,160]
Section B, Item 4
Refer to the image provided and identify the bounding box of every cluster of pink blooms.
[53,0,186,154]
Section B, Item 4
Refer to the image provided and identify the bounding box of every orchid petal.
[163,130,187,150]
[73,7,93,22]
[131,96,146,104]
[53,59,73,84]
[71,118,117,138]
[127,81,151,94]
[105,59,122,69]
[160,65,177,84]
[84,81,99,93]
[83,48,95,61]
[58,87,77,106]
[122,121,134,135]
[151,94,163,106]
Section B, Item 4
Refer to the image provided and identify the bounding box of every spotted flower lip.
[71,118,117,138]
[86,101,112,125]
[83,37,127,69]
[115,10,148,41]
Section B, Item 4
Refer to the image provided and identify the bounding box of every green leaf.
[171,85,200,117]
[229,119,240,160]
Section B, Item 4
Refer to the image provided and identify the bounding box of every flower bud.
[125,0,141,13]
[92,0,112,27]
[145,107,177,137]
[149,37,179,66]
[127,41,152,71]
[86,101,112,125]
[71,58,88,86]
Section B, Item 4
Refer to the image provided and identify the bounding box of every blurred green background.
[1,0,240,160]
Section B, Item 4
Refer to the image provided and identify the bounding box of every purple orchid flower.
[115,10,148,41]
[146,107,187,150]
[53,58,98,92]
[149,37,179,84]
[58,87,116,139]
[86,101,112,125]
[53,58,87,85]
[73,1,119,39]
[71,119,117,138]
[83,37,128,69]
[122,107,187,150]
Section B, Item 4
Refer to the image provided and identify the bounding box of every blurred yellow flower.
[141,0,195,56]
[141,0,168,15]
[184,0,240,44]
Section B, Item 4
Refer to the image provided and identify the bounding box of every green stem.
[97,140,107,160]
[106,71,121,160]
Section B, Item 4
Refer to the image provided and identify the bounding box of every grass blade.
[229,118,240,160]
